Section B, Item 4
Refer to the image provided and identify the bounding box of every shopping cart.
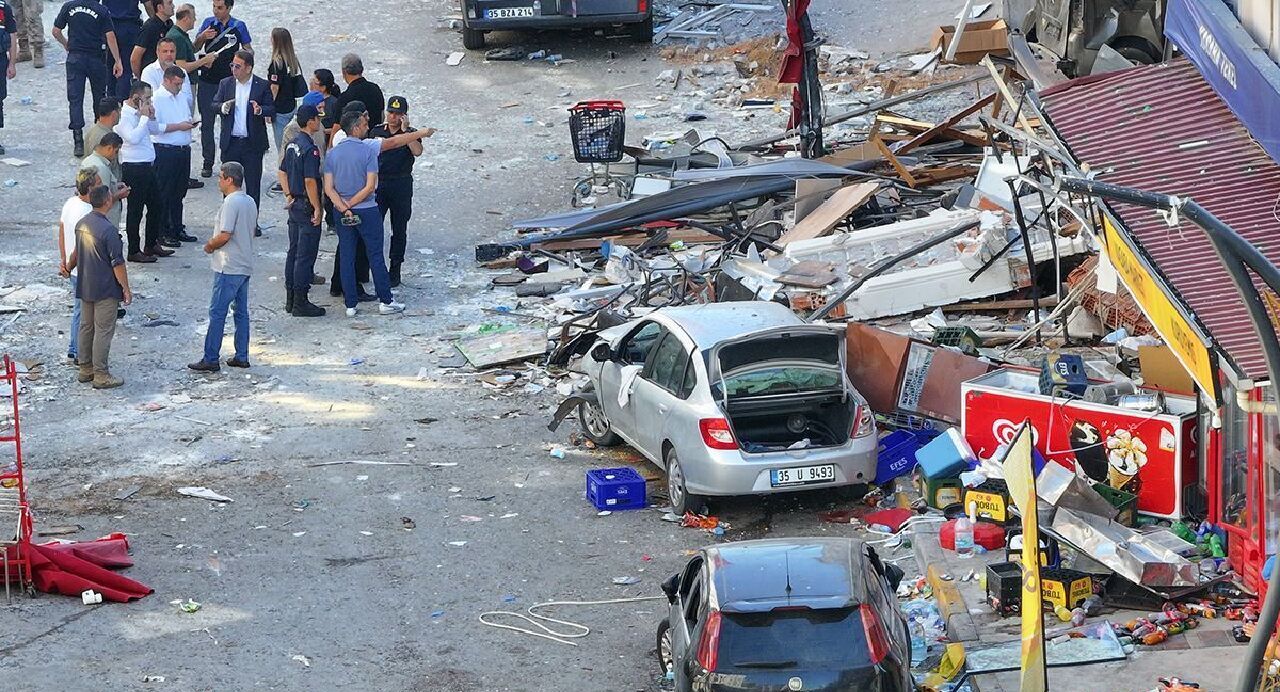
[568,100,632,207]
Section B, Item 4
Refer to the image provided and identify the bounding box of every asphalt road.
[0,1,906,689]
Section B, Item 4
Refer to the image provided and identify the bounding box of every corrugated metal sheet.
[1040,59,1280,380]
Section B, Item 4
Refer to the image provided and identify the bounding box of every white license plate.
[486,6,535,18]
[770,464,836,487]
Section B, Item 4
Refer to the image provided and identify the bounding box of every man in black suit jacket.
[214,49,273,221]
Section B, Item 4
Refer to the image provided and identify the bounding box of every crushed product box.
[931,19,1010,64]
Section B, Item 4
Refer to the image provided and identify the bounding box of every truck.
[1004,0,1167,77]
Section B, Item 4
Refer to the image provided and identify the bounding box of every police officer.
[0,0,15,156]
[102,0,150,99]
[368,95,421,288]
[277,104,325,317]
[53,0,125,157]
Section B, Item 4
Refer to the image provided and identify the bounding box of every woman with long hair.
[309,68,342,147]
[267,27,304,152]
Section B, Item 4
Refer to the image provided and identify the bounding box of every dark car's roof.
[705,538,866,613]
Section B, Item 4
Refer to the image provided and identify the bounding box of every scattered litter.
[82,589,102,604]
[612,576,641,585]
[460,515,483,522]
[446,51,465,66]
[176,486,233,503]
[447,540,467,546]
[172,598,202,613]
[401,517,416,530]
[307,460,412,467]
[1,157,32,167]
[291,654,311,668]
[141,676,166,683]
[292,531,307,537]
[113,484,142,501]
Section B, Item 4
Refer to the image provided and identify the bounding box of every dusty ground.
[0,1,964,689]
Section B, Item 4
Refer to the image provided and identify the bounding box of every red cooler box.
[961,368,1198,520]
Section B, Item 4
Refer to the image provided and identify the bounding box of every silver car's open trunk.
[709,328,853,452]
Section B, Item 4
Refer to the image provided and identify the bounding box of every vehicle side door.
[674,560,706,691]
[597,321,662,447]
[631,329,695,462]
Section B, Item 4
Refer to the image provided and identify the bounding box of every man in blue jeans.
[323,109,405,318]
[188,161,254,372]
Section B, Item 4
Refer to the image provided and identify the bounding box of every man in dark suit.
[214,49,272,225]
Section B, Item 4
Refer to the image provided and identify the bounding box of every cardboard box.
[931,19,1009,64]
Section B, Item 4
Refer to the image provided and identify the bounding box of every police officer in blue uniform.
[0,0,15,155]
[100,0,148,99]
[368,94,422,288]
[53,0,124,156]
[277,104,325,317]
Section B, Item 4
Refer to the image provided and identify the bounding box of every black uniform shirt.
[369,123,417,180]
[0,2,17,38]
[54,0,116,55]
[279,131,321,201]
[101,0,142,22]
[337,77,384,128]
[135,15,171,70]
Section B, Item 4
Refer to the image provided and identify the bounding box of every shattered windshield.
[720,366,841,397]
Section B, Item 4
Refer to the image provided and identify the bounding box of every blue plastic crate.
[875,430,921,485]
[586,467,647,510]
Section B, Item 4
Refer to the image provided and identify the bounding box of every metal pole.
[1058,176,1280,692]
[1006,176,1041,342]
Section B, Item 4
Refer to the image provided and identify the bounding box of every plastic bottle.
[910,620,927,664]
[955,501,976,559]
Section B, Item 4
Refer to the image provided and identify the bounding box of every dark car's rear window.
[718,608,870,671]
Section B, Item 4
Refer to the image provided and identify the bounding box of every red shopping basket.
[568,100,626,164]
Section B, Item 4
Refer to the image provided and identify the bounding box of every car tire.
[1107,36,1160,65]
[665,448,705,516]
[656,618,673,674]
[462,26,486,50]
[578,400,621,446]
[629,16,654,43]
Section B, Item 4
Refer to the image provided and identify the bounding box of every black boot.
[389,262,402,288]
[292,291,326,317]
[286,290,295,314]
[72,129,84,158]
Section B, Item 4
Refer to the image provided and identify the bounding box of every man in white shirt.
[57,168,100,363]
[115,81,166,262]
[214,50,273,225]
[152,65,198,246]
[141,37,192,111]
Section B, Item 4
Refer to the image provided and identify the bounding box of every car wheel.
[665,448,705,516]
[462,26,486,50]
[1108,36,1160,65]
[578,400,620,446]
[629,16,654,43]
[656,618,673,674]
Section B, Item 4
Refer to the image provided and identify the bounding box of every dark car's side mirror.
[661,573,680,602]
[590,342,613,362]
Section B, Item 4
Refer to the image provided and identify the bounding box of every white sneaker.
[379,301,405,315]
[345,307,357,318]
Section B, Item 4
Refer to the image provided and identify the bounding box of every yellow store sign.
[1101,216,1220,403]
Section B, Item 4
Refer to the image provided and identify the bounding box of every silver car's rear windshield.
[717,363,842,398]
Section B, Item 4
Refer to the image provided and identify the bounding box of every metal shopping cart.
[568,100,632,208]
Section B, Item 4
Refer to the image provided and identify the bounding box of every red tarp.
[778,0,810,84]
[14,533,153,602]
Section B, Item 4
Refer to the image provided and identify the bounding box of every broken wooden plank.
[897,93,998,154]
[872,136,919,188]
[776,182,880,246]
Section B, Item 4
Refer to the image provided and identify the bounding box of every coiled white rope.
[479,596,666,646]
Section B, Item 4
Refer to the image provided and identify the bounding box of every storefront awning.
[1040,59,1280,383]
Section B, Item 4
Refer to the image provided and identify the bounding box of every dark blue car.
[657,538,911,692]
[461,0,652,50]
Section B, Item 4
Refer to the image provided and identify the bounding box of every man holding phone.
[152,65,197,246]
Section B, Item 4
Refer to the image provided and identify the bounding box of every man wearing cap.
[277,104,325,318]
[368,95,422,288]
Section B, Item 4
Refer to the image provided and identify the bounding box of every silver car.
[552,302,877,514]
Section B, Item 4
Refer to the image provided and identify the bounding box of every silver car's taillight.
[852,406,874,438]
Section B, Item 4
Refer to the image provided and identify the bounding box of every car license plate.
[486,6,535,18]
[770,464,836,487]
